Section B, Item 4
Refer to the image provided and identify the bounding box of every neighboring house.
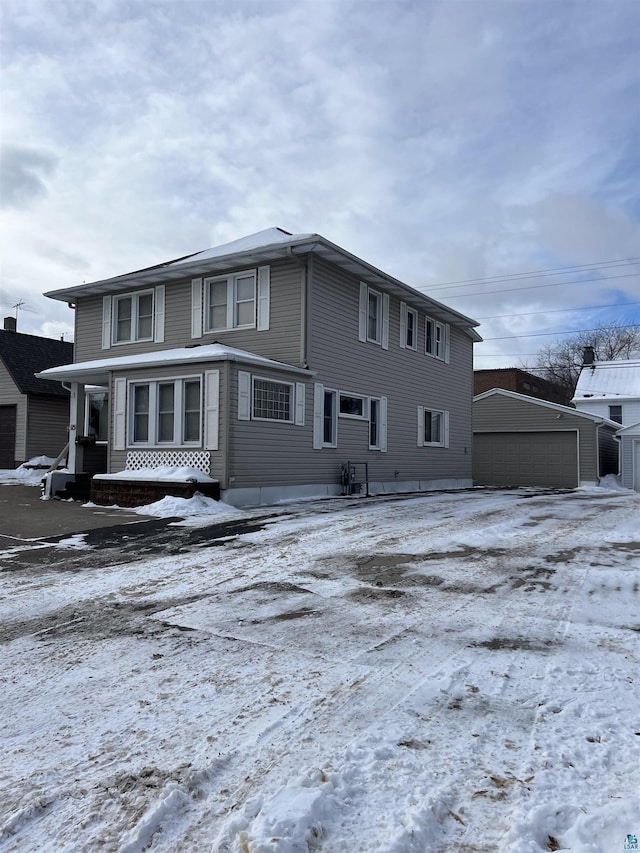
[572,355,640,426]
[37,227,481,506]
[617,422,640,491]
[0,317,73,468]
[473,389,620,489]
[474,367,568,405]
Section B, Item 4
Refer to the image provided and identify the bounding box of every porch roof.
[35,344,315,386]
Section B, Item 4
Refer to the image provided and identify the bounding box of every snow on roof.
[572,359,640,401]
[35,344,314,385]
[169,227,315,266]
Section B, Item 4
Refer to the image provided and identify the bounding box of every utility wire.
[424,256,640,290]
[439,271,640,299]
[475,300,640,320]
[482,323,640,342]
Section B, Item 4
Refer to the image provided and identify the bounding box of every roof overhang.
[44,233,481,339]
[473,388,621,428]
[35,344,315,387]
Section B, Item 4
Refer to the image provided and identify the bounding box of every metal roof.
[44,229,481,338]
[572,359,640,401]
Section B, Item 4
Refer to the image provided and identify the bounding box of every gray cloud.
[0,145,58,209]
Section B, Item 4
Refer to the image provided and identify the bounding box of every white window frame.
[204,269,257,333]
[369,396,387,451]
[359,283,389,349]
[113,290,155,344]
[251,376,294,423]
[400,303,418,351]
[339,392,369,420]
[84,389,109,443]
[322,388,338,447]
[127,375,202,448]
[425,316,450,362]
[417,406,449,448]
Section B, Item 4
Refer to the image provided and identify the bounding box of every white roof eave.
[44,233,481,336]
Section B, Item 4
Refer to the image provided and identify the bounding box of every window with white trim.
[425,316,449,361]
[113,291,154,343]
[252,378,293,422]
[205,270,257,332]
[339,393,368,419]
[417,406,449,447]
[400,302,418,350]
[323,389,337,446]
[129,377,202,446]
[609,404,623,424]
[369,397,386,450]
[367,289,382,343]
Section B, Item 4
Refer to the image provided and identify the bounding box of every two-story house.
[572,349,640,490]
[37,228,481,506]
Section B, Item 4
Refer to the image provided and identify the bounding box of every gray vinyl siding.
[25,396,71,460]
[306,256,474,485]
[227,365,314,488]
[74,259,304,367]
[474,395,599,482]
[619,433,640,490]
[0,361,26,462]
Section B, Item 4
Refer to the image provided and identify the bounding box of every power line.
[440,271,640,299]
[475,300,640,320]
[482,323,640,342]
[425,256,640,290]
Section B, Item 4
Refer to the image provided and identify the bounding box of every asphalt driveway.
[0,484,153,546]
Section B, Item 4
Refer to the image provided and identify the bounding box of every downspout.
[287,247,310,369]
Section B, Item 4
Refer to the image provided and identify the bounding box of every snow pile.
[132,492,243,522]
[0,457,57,486]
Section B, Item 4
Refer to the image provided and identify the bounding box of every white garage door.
[473,431,579,488]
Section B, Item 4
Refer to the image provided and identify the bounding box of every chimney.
[3,317,16,332]
[582,345,595,366]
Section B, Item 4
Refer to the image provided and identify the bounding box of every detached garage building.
[473,389,620,489]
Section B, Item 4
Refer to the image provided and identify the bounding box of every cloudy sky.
[1,0,639,368]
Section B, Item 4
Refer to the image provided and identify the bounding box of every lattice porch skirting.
[124,450,211,474]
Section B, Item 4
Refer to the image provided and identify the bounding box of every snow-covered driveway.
[1,487,639,852]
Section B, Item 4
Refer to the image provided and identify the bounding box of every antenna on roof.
[12,300,25,328]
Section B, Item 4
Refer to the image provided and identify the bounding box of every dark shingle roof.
[0,330,73,397]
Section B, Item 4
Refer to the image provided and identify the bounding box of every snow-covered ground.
[1,483,639,852]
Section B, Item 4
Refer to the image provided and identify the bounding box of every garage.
[473,389,620,489]
[474,430,578,488]
[0,405,16,469]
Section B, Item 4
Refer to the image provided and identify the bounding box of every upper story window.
[191,266,270,339]
[609,404,623,424]
[113,291,154,343]
[400,302,418,350]
[205,270,257,332]
[358,283,389,349]
[425,316,449,362]
[102,287,165,350]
